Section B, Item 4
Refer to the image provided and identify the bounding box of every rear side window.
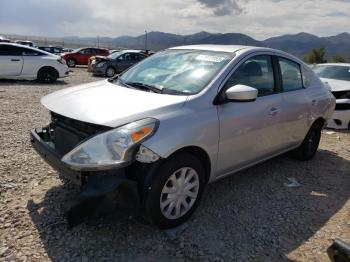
[96,49,106,55]
[278,57,303,92]
[301,65,312,88]
[21,47,44,56]
[0,45,22,56]
[79,48,91,55]
[225,55,275,96]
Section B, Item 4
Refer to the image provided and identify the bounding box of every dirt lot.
[0,68,349,261]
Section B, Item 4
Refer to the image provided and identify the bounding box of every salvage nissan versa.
[31,45,335,228]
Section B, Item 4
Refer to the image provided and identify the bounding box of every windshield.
[313,65,350,81]
[108,51,122,59]
[118,49,234,94]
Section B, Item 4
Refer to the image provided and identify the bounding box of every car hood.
[320,78,350,92]
[41,80,188,127]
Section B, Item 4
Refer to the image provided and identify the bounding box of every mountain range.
[68,31,350,62]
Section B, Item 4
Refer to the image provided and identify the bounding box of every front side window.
[313,65,350,81]
[225,55,275,96]
[0,45,22,56]
[118,49,234,95]
[278,57,303,92]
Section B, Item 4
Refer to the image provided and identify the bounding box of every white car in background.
[313,63,350,130]
[0,43,69,83]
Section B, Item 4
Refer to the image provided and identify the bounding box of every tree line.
[304,46,347,64]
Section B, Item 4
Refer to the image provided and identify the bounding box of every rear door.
[217,54,285,176]
[276,56,311,147]
[117,53,134,72]
[0,45,23,76]
[21,47,46,77]
[77,48,92,64]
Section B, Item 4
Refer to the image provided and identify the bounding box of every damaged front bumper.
[327,99,350,130]
[30,128,140,227]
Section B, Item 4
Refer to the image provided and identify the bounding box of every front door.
[216,54,284,176]
[0,45,23,76]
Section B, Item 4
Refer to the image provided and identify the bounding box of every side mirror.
[225,84,258,102]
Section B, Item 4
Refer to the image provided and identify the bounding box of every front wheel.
[106,67,116,77]
[293,121,323,161]
[66,58,76,68]
[143,153,206,229]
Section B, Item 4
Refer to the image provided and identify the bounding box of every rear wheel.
[143,153,206,229]
[66,58,76,68]
[106,66,116,77]
[294,121,323,161]
[37,67,58,83]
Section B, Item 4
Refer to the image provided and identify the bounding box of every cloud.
[0,0,349,40]
[197,0,243,16]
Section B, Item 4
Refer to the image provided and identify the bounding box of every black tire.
[66,58,76,68]
[143,152,206,229]
[37,67,58,83]
[293,121,323,161]
[106,66,116,77]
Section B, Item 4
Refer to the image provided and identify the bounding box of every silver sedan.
[31,45,335,228]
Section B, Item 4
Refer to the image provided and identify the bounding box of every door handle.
[269,107,279,116]
[11,59,20,62]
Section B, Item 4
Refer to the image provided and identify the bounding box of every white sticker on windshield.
[195,54,226,63]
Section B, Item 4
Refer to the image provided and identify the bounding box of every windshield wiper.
[125,82,162,93]
[107,74,119,83]
[160,88,188,95]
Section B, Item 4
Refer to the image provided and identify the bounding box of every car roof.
[0,42,54,56]
[15,40,33,43]
[169,44,271,53]
[119,50,144,53]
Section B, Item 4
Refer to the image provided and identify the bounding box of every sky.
[0,0,349,40]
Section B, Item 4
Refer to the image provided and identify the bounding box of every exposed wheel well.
[167,146,211,183]
[313,117,325,128]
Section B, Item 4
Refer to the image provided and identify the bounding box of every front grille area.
[332,91,350,99]
[335,103,350,111]
[49,112,111,156]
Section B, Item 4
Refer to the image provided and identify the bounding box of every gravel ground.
[0,68,349,261]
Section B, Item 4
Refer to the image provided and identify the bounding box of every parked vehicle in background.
[313,63,350,130]
[39,46,64,55]
[109,49,120,54]
[62,48,74,53]
[31,45,335,228]
[61,47,109,67]
[93,50,146,77]
[0,43,69,83]
[88,49,121,72]
[14,40,37,48]
[0,36,11,43]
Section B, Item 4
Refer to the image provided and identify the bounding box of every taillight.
[57,58,66,64]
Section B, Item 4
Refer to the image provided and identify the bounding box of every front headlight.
[61,118,159,170]
[96,61,106,68]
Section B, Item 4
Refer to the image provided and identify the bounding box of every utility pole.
[97,36,100,48]
[145,30,148,51]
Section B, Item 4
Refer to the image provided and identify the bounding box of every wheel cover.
[107,68,115,77]
[67,59,75,66]
[44,72,53,82]
[160,167,199,220]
